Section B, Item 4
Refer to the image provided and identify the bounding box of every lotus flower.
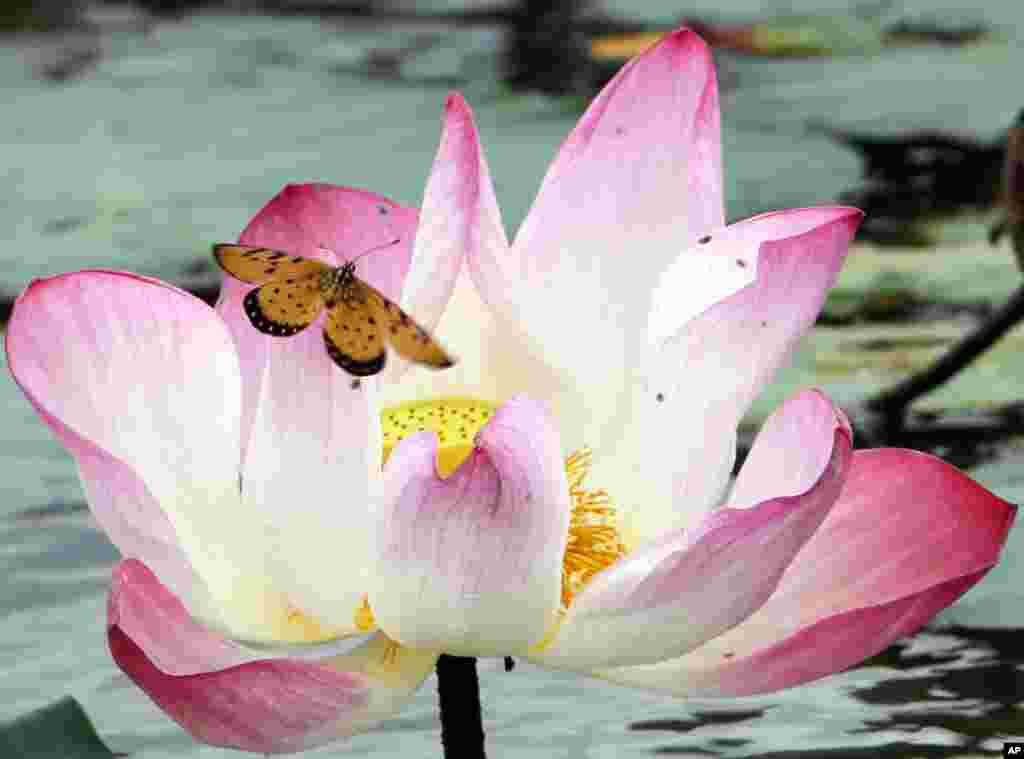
[5,28,1015,755]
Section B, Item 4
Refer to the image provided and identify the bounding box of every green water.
[3,4,1024,756]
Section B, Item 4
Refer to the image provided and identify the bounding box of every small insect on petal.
[212,243,458,378]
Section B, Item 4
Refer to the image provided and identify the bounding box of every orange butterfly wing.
[322,294,388,376]
[244,278,325,337]
[212,244,330,284]
[215,245,456,375]
[362,281,456,370]
[213,244,331,337]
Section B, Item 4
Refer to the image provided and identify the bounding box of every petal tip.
[834,205,866,228]
[799,388,853,438]
[107,558,156,630]
[439,91,480,153]
[107,558,145,630]
[665,25,712,54]
[665,26,715,71]
[445,91,470,115]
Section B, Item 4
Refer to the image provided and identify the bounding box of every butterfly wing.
[212,244,331,336]
[361,281,456,370]
[322,293,388,376]
[244,277,326,337]
[213,244,329,285]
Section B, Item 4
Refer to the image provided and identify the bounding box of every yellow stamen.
[560,447,627,609]
[382,639,401,666]
[354,596,376,632]
[382,397,495,477]
[279,603,346,642]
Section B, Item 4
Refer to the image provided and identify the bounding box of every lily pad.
[0,697,118,759]
[822,241,1021,322]
[747,14,884,58]
[745,316,1024,433]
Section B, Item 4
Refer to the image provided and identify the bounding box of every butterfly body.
[213,244,455,378]
[319,262,360,308]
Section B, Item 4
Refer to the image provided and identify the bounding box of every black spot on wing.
[243,288,309,337]
[324,330,387,376]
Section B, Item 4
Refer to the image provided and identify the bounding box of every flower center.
[380,397,627,611]
[382,397,495,477]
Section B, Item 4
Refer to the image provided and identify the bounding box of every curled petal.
[6,271,287,639]
[729,388,853,508]
[108,560,438,754]
[654,207,862,421]
[109,628,363,755]
[607,206,862,545]
[598,449,1016,696]
[110,559,275,675]
[23,397,198,601]
[646,227,757,349]
[371,397,569,656]
[532,390,851,670]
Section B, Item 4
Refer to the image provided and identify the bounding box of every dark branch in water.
[844,109,1024,452]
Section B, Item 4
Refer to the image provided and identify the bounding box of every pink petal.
[472,29,723,420]
[108,559,437,754]
[238,184,417,305]
[729,388,853,508]
[599,449,1016,696]
[379,93,478,384]
[608,207,862,544]
[218,183,419,467]
[5,271,279,631]
[447,90,510,312]
[384,96,568,450]
[371,396,570,656]
[109,627,367,755]
[43,412,199,601]
[109,564,367,755]
[219,185,425,627]
[109,559,264,674]
[380,93,509,405]
[533,390,851,670]
[239,326,382,628]
[657,207,861,419]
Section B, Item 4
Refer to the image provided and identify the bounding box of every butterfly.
[212,242,456,380]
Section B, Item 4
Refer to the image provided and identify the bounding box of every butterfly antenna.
[348,237,402,265]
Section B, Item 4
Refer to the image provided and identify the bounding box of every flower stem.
[436,654,487,759]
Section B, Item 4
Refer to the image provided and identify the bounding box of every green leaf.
[0,697,118,759]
